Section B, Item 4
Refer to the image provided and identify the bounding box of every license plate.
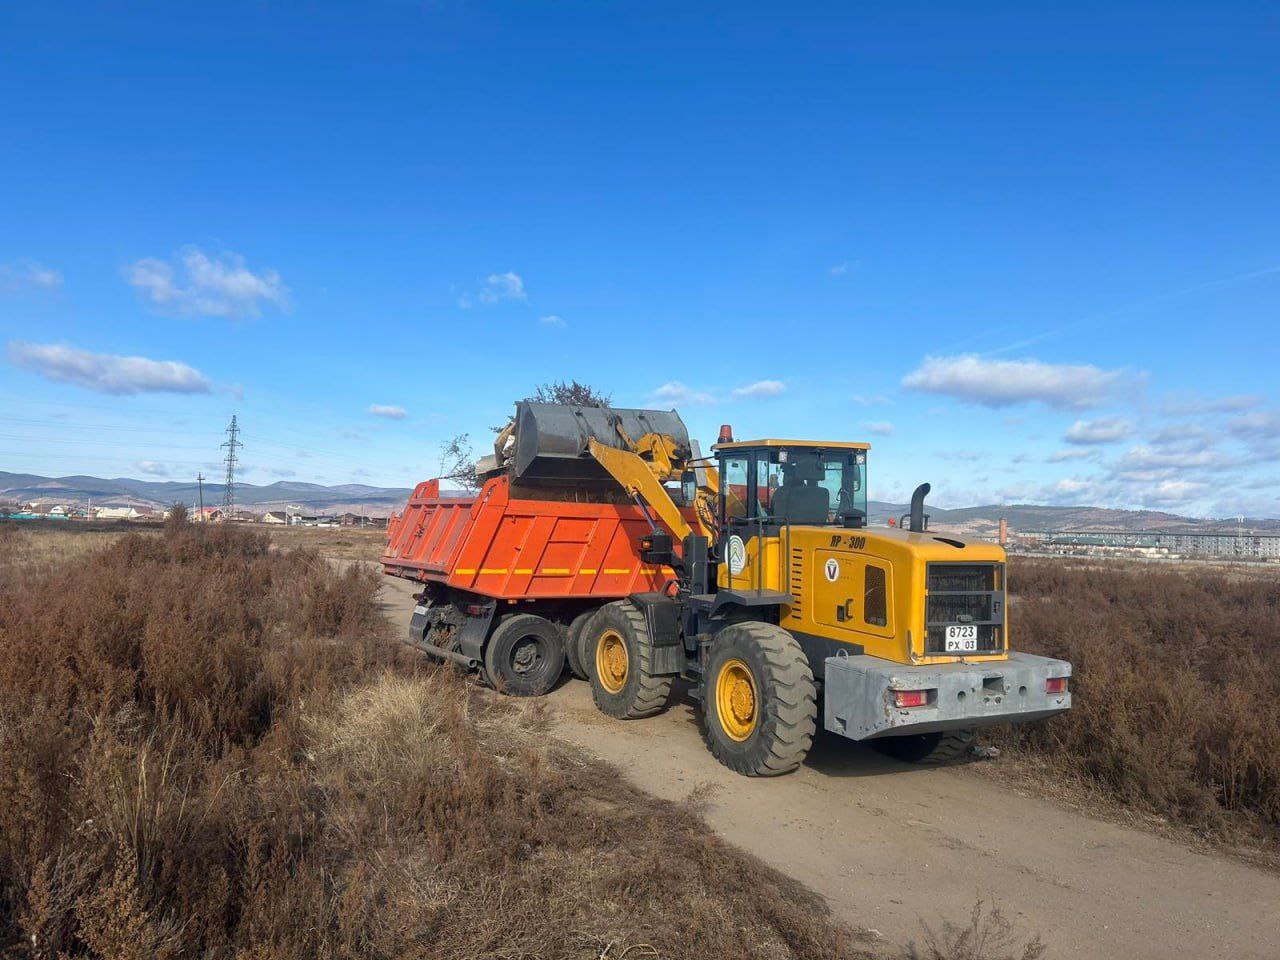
[944,624,978,652]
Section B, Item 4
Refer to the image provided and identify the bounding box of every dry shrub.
[997,558,1280,844]
[0,516,873,959]
[905,900,1044,960]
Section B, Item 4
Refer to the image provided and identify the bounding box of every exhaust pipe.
[909,482,931,532]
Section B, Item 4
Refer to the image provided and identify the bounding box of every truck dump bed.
[383,476,683,600]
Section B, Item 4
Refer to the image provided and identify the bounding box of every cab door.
[717,449,783,592]
[812,549,894,644]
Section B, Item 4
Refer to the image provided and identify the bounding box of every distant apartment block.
[1013,530,1280,562]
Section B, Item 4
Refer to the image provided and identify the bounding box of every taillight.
[1046,677,1069,695]
[465,604,488,617]
[893,689,930,708]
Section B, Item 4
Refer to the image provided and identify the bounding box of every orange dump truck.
[383,402,698,694]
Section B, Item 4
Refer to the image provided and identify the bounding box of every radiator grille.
[925,562,1005,655]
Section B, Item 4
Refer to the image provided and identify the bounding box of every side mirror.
[680,470,696,505]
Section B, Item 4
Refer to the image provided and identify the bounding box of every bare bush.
[529,379,612,407]
[905,900,1044,960]
[0,522,874,959]
[438,432,482,492]
[997,558,1280,846]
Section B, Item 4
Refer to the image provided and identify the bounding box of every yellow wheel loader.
[386,402,1072,776]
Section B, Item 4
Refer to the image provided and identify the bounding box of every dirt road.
[379,577,1279,958]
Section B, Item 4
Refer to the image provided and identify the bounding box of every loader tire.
[702,622,816,776]
[563,609,596,681]
[871,728,975,765]
[587,601,671,719]
[483,614,565,697]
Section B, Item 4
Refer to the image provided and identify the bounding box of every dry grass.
[992,557,1280,856]
[0,520,387,570]
[262,524,387,561]
[0,517,894,959]
[0,523,132,573]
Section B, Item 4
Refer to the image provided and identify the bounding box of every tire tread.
[589,601,672,719]
[702,622,817,776]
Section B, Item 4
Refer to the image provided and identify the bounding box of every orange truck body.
[382,476,686,600]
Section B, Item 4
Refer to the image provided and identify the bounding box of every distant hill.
[0,471,414,516]
[868,500,1280,537]
[4,470,1276,534]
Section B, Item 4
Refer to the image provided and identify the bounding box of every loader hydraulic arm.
[587,438,698,543]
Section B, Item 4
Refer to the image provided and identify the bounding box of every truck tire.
[587,601,671,719]
[870,728,975,764]
[483,614,565,697]
[563,609,597,681]
[702,622,816,776]
[577,614,599,683]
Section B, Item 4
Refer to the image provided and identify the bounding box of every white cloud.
[1064,417,1134,445]
[902,354,1134,410]
[135,460,170,477]
[8,342,212,395]
[1161,392,1262,416]
[864,420,894,436]
[127,246,289,318]
[1227,411,1280,440]
[651,381,715,406]
[367,404,408,419]
[852,393,891,407]
[0,258,62,293]
[1109,445,1223,484]
[732,379,786,399]
[829,260,856,276]
[1145,479,1210,505]
[1149,423,1214,450]
[996,477,1104,506]
[539,314,566,327]
[997,468,1213,510]
[1047,449,1096,462]
[477,271,526,304]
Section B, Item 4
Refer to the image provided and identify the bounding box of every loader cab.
[711,438,870,533]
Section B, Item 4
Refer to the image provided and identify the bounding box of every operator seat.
[771,470,830,524]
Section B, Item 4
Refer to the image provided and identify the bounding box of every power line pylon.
[221,416,241,518]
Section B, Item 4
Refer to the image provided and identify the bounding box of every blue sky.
[1,1,1277,516]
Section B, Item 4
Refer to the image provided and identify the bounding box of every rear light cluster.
[893,689,931,708]
[1046,676,1069,695]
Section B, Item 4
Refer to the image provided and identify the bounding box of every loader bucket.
[511,401,691,481]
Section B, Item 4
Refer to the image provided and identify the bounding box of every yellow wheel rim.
[596,629,629,694]
[715,658,758,741]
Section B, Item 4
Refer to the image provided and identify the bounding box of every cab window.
[762,452,831,524]
[721,455,748,520]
